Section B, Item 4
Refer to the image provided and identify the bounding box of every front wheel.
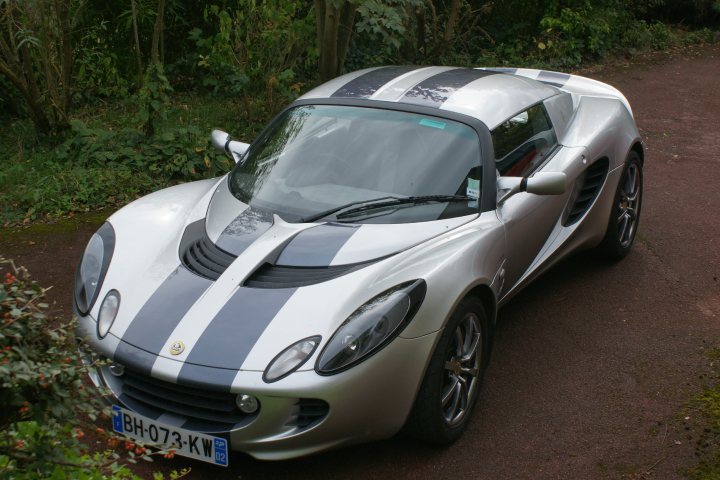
[597,151,643,260]
[405,297,490,444]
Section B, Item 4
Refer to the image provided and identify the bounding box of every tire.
[597,151,643,261]
[405,297,490,444]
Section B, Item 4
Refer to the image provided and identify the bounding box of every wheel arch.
[630,141,645,165]
[463,283,498,362]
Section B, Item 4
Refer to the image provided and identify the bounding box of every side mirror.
[211,129,250,164]
[498,171,567,204]
[525,171,567,195]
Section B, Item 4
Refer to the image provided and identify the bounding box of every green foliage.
[687,349,720,479]
[537,2,620,66]
[0,259,134,478]
[73,21,130,104]
[0,112,235,225]
[139,63,173,136]
[349,0,423,67]
[184,1,314,115]
[0,259,193,478]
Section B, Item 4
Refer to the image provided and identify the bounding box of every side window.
[491,104,558,177]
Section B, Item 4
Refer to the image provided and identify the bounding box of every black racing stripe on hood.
[401,68,498,107]
[536,70,571,88]
[113,341,160,377]
[119,266,211,360]
[215,206,274,256]
[331,66,419,98]
[176,287,297,383]
[275,223,360,267]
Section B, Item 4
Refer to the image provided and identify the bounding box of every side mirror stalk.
[211,129,250,164]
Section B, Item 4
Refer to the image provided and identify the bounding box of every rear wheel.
[597,151,643,260]
[405,297,489,444]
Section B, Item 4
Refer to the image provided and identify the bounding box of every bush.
[0,118,234,224]
[0,258,191,479]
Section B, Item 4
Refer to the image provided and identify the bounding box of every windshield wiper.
[299,195,474,223]
[299,196,403,223]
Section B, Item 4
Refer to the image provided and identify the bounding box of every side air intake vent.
[564,158,609,226]
[244,262,369,289]
[182,235,237,280]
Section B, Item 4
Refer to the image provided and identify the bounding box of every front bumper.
[78,313,439,460]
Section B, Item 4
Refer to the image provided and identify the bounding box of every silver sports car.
[74,66,643,465]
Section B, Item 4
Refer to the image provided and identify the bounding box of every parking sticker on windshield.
[418,118,446,130]
[466,178,480,199]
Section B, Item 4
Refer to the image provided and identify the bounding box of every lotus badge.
[169,340,185,355]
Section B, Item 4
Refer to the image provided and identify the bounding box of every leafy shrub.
[0,118,235,224]
[0,259,192,478]
[537,2,621,67]
[139,63,174,137]
[54,120,233,180]
[73,21,130,104]
[181,1,314,117]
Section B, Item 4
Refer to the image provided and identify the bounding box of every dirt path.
[1,43,719,479]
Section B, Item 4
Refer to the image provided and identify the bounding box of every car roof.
[299,66,560,130]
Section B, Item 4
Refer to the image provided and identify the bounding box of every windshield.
[228,105,482,223]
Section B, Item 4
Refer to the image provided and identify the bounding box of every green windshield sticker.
[419,118,446,130]
[467,178,480,199]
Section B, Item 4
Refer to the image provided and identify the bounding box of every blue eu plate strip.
[112,405,124,433]
[214,438,228,466]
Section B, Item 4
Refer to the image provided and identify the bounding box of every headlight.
[316,279,426,375]
[74,222,115,315]
[97,290,120,338]
[264,336,321,383]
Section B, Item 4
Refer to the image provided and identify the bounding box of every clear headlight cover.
[74,223,115,315]
[316,279,426,375]
[97,290,120,338]
[264,336,321,383]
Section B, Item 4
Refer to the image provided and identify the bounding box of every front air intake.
[243,262,369,289]
[181,234,237,280]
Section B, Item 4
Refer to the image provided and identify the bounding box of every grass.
[686,349,720,479]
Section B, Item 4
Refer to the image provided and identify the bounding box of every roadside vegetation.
[1,0,718,226]
[687,349,720,479]
[0,257,188,478]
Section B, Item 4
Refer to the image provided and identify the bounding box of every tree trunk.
[55,0,73,113]
[130,0,143,85]
[150,0,166,66]
[316,0,358,82]
[426,0,461,60]
[0,59,51,133]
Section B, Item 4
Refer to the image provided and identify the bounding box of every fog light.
[108,362,125,377]
[236,394,259,414]
[97,290,120,338]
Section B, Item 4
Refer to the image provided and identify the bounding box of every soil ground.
[1,42,719,479]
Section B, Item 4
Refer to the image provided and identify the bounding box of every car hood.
[100,179,476,386]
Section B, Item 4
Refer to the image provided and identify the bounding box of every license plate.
[111,405,229,467]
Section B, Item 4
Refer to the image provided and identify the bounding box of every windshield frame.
[230,97,498,215]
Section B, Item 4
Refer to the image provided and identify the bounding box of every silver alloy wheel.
[441,313,482,427]
[617,163,641,248]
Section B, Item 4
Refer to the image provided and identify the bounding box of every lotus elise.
[74,66,643,464]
